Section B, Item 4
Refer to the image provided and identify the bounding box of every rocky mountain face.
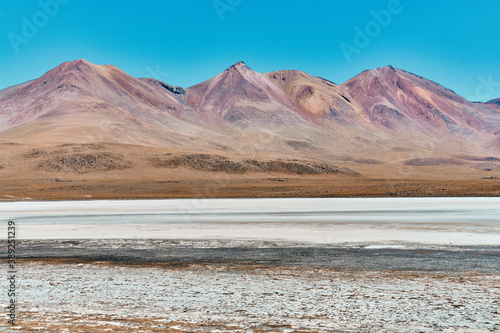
[342,66,499,135]
[487,98,500,106]
[1,59,499,163]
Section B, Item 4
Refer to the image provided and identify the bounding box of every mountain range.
[1,59,499,155]
[0,59,499,199]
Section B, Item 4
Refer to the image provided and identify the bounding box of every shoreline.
[2,193,500,202]
[1,193,500,202]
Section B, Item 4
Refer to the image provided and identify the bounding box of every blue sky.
[0,0,499,101]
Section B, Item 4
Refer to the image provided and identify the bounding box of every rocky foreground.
[3,259,499,332]
[2,239,499,332]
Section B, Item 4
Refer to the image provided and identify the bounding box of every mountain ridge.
[1,59,499,161]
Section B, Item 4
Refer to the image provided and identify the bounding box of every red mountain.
[0,60,228,148]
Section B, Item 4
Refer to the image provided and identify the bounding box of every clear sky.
[1,0,499,101]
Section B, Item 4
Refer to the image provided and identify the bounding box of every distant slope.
[263,69,365,125]
[487,98,500,105]
[341,66,499,134]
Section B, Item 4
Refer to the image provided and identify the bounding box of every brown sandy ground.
[0,143,499,200]
[2,259,499,332]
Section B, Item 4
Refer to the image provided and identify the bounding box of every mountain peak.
[26,58,135,99]
[345,65,403,84]
[227,61,251,72]
[231,61,246,67]
[371,65,399,76]
[62,59,96,70]
[39,59,103,85]
[71,59,91,65]
[45,59,101,77]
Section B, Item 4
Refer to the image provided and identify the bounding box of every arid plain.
[0,142,499,201]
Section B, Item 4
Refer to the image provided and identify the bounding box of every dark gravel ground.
[4,239,499,273]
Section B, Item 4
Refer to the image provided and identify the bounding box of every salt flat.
[4,261,500,332]
[2,198,499,245]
